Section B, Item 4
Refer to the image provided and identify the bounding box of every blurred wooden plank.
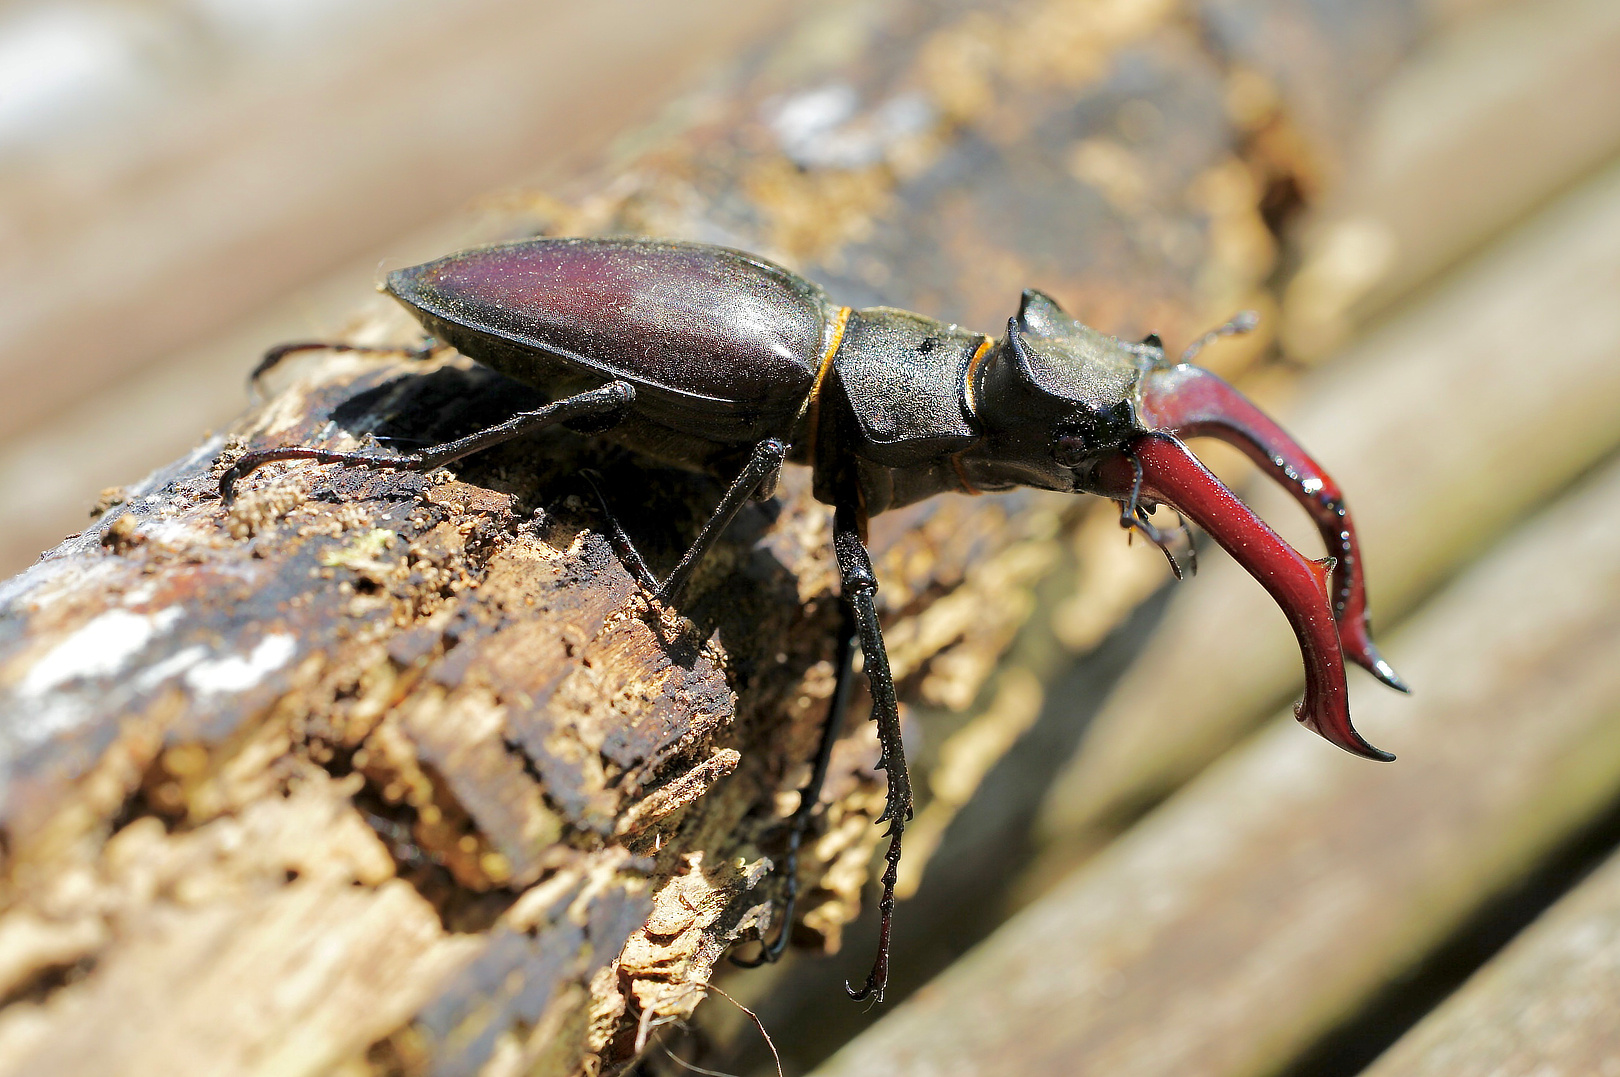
[0,0,795,447]
[1362,847,1620,1077]
[1285,0,1620,359]
[1424,0,1521,27]
[1037,153,1620,861]
[1198,0,1421,176]
[814,442,1620,1077]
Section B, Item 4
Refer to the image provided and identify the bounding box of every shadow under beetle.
[220,236,1409,1004]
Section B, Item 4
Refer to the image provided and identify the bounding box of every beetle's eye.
[1053,435,1089,468]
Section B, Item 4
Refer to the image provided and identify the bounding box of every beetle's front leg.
[834,497,912,1005]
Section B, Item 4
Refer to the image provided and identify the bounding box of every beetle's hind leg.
[732,602,857,968]
[219,381,636,504]
[583,438,789,607]
[249,337,440,397]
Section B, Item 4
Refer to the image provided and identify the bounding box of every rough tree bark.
[0,1,1420,1074]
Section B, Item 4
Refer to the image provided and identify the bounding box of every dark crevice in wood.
[1278,788,1620,1077]
[0,955,97,1012]
[347,772,524,936]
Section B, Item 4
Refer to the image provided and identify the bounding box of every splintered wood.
[0,324,1071,1075]
[0,347,856,1076]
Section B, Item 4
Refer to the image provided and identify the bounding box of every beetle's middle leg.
[219,381,636,503]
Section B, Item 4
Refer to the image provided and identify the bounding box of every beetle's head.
[963,290,1155,495]
[964,290,1407,762]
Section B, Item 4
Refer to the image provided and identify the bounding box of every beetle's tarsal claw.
[1091,434,1392,762]
[844,828,902,1004]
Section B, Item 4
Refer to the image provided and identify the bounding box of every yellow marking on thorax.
[960,336,994,421]
[801,306,853,464]
[952,336,995,494]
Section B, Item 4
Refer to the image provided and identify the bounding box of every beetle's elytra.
[222,236,1408,1003]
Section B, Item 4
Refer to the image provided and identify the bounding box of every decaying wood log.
[0,0,1423,1073]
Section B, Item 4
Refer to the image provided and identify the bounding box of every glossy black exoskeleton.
[221,236,1408,1003]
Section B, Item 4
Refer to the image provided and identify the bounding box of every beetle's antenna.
[1179,309,1259,365]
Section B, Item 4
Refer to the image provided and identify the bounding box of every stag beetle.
[220,237,1408,1003]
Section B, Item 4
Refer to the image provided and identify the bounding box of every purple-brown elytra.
[220,237,1409,1004]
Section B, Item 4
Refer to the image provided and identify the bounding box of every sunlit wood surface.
[1,0,1617,1074]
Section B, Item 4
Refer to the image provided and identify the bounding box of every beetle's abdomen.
[387,238,834,436]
